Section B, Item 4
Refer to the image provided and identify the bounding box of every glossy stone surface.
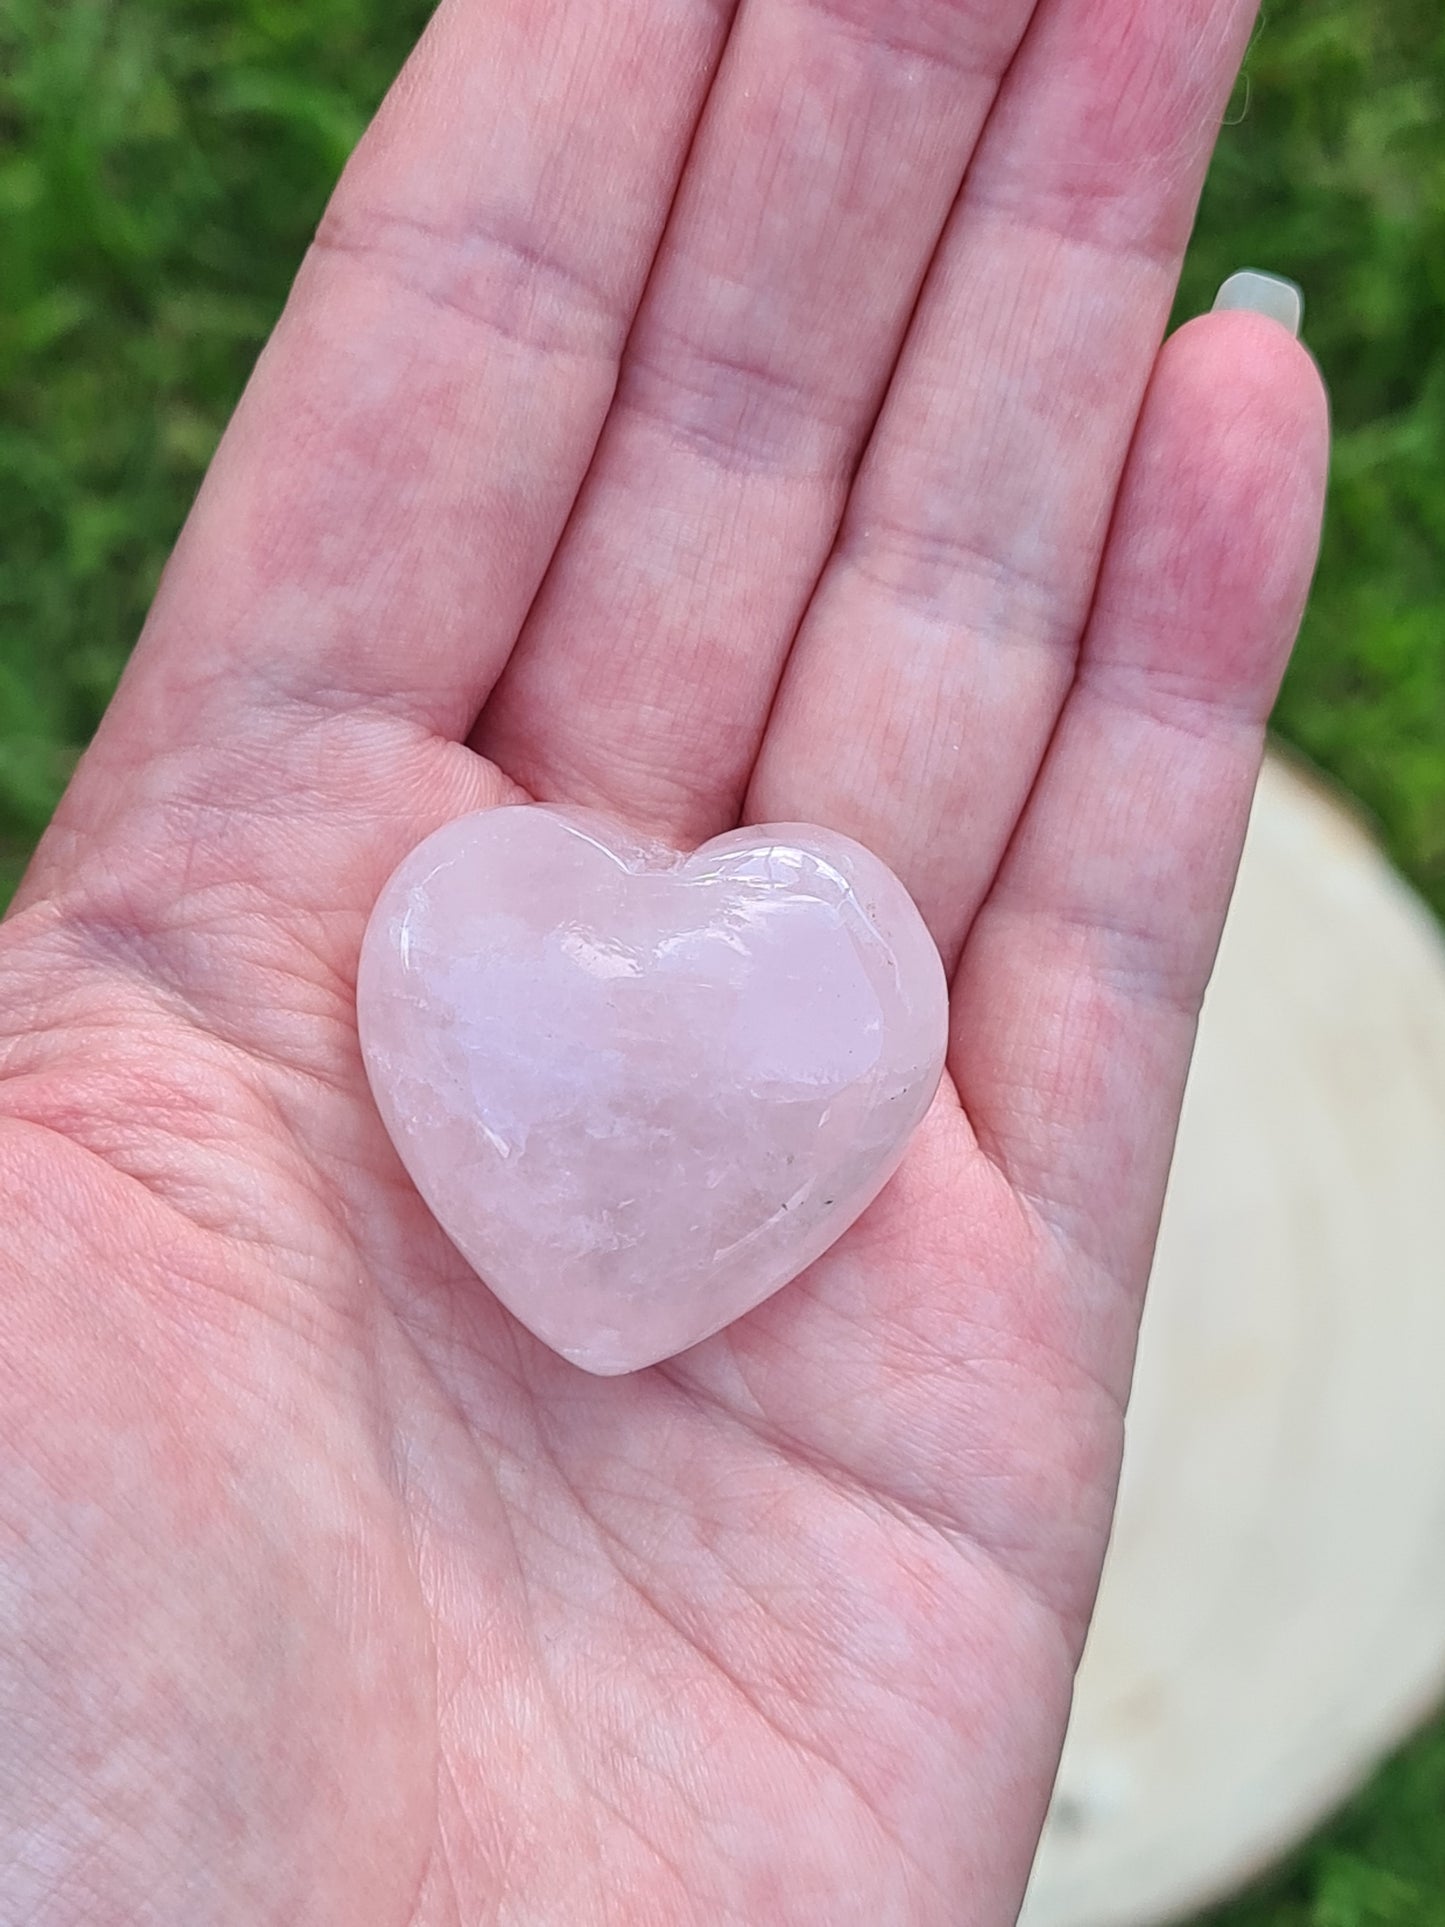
[357,806,948,1374]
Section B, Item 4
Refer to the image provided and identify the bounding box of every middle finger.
[475,0,1044,844]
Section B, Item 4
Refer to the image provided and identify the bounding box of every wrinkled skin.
[0,0,1327,1921]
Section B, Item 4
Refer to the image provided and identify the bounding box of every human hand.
[0,0,1328,1920]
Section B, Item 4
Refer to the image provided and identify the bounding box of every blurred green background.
[1,0,1442,1917]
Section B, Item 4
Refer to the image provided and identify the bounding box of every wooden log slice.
[1021,755,1445,1927]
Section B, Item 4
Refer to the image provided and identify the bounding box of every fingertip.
[1091,302,1332,703]
[1162,305,1331,462]
[1144,306,1332,556]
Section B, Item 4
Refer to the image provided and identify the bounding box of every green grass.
[1179,0,1445,929]
[1,1,1442,1916]
[1203,1718,1445,1927]
[0,0,427,899]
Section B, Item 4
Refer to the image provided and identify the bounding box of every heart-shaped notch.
[358,806,948,1374]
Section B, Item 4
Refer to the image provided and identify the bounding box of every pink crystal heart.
[357,806,948,1374]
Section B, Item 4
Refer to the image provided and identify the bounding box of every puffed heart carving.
[357,806,948,1374]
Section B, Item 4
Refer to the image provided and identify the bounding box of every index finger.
[46,0,737,846]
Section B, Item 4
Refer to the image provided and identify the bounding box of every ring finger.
[748,0,1264,966]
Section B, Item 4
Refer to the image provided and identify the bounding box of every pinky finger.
[949,301,1330,1333]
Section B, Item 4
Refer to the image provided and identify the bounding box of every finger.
[46,0,738,838]
[950,310,1329,1299]
[475,0,1042,846]
[748,0,1263,965]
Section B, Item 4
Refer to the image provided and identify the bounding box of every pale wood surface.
[1021,755,1445,1927]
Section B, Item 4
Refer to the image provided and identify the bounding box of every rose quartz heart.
[357,806,947,1374]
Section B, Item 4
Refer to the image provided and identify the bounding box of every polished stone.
[358,806,948,1374]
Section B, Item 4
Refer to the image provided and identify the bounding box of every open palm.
[0,0,1327,1920]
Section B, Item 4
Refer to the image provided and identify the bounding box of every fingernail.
[1212,270,1305,338]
